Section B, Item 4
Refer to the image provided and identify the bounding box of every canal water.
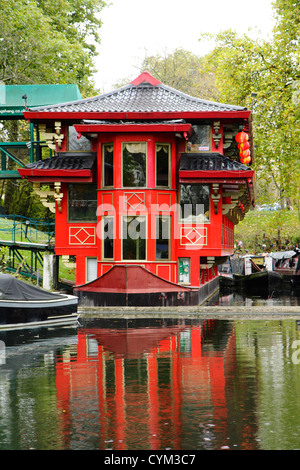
[1,292,300,451]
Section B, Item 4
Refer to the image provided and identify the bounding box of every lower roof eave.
[179,170,254,180]
[18,168,93,183]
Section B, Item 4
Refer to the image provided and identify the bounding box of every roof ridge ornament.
[130,71,162,86]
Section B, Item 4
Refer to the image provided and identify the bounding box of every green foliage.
[235,209,300,253]
[0,0,108,218]
[5,179,54,219]
[0,0,107,94]
[200,1,300,209]
[140,48,220,101]
[113,48,220,101]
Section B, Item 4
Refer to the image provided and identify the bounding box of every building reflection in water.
[55,318,257,450]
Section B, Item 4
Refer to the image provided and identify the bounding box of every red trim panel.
[18,169,92,177]
[74,123,193,134]
[179,170,254,179]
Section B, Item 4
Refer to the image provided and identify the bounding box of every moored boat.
[0,273,78,330]
[241,269,282,296]
[219,254,282,296]
[272,249,300,290]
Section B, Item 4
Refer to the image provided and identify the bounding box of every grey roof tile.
[179,153,250,172]
[26,152,96,170]
[29,79,247,114]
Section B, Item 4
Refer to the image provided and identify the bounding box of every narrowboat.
[272,250,300,290]
[0,273,78,330]
[219,254,282,296]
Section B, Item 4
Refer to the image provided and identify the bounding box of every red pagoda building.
[19,72,255,306]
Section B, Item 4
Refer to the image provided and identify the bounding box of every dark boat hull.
[245,270,282,295]
[281,274,300,291]
[219,274,235,288]
[0,295,78,330]
[220,270,282,296]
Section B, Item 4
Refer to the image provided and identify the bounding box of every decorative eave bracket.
[39,121,64,150]
[212,121,222,149]
[33,182,63,213]
[211,183,221,214]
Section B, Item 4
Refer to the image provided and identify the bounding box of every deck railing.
[0,140,51,178]
[0,214,55,245]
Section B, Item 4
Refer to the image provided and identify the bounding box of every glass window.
[122,216,146,260]
[122,142,146,187]
[156,143,170,187]
[179,258,190,284]
[68,126,91,151]
[103,143,114,187]
[102,216,114,259]
[156,216,170,260]
[86,257,97,282]
[188,124,211,152]
[180,184,210,223]
[68,183,97,222]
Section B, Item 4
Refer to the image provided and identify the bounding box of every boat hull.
[0,295,79,330]
[220,270,282,296]
[245,270,282,295]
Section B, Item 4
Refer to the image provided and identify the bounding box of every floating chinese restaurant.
[19,72,255,306]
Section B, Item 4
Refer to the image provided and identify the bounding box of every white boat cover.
[271,251,297,260]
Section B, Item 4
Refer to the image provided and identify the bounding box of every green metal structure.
[0,84,81,119]
[0,84,81,288]
[0,213,55,283]
[0,84,81,178]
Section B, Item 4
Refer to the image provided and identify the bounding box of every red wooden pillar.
[147,140,155,188]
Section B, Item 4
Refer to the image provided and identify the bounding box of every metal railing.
[0,214,55,245]
[0,140,52,178]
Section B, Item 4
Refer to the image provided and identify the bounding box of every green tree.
[0,0,107,94]
[0,0,108,215]
[200,0,300,210]
[140,48,220,101]
[115,48,220,101]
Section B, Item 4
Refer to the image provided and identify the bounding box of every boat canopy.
[271,251,297,260]
[0,273,65,300]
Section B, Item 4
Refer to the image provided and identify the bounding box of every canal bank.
[78,305,300,320]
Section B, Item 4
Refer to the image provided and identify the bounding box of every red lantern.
[235,131,249,143]
[240,156,251,164]
[238,141,250,151]
[239,149,250,158]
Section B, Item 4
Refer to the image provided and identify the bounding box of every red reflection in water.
[55,320,256,450]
